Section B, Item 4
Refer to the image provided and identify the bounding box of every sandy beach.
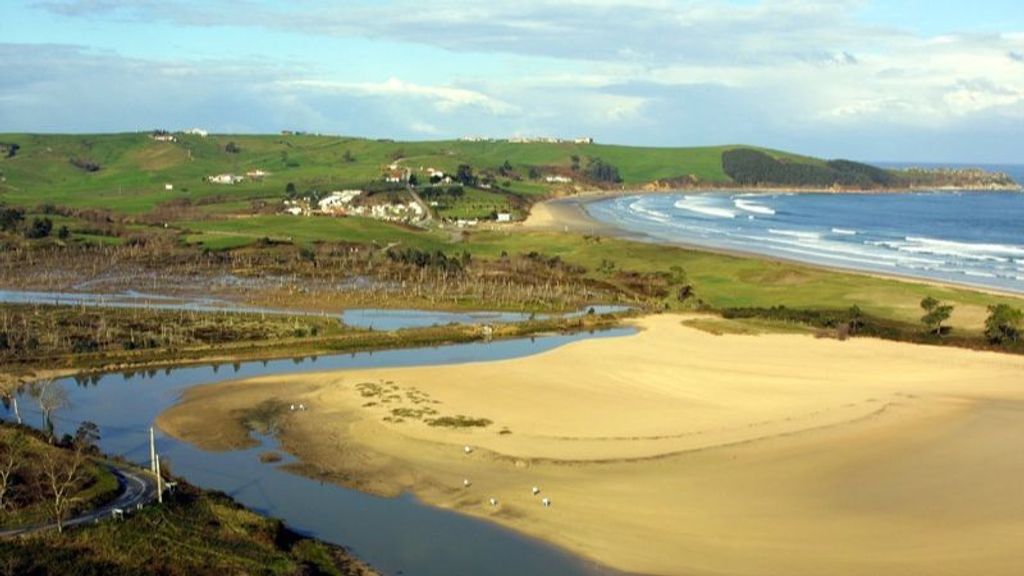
[521,194,631,236]
[159,315,1024,576]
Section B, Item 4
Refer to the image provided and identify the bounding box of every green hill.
[0,132,817,215]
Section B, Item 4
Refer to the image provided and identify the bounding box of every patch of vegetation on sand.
[681,316,817,336]
[234,399,290,436]
[259,451,284,464]
[425,415,493,428]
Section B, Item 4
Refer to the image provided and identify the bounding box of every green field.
[2,132,1022,338]
[182,215,447,250]
[461,230,1022,331]
[0,133,813,216]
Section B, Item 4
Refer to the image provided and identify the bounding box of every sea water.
[588,180,1024,294]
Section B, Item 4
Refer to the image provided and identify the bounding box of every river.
[2,325,633,576]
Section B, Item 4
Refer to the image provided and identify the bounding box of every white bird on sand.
[532,486,540,495]
[464,445,473,454]
[489,498,498,507]
[541,498,551,507]
[463,479,471,488]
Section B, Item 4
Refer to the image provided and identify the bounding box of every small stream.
[2,326,633,576]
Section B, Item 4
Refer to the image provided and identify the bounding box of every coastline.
[157,314,1024,576]
[523,190,1024,300]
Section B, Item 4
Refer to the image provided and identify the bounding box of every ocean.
[586,168,1024,294]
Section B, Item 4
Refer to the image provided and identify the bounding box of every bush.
[69,157,101,172]
[985,304,1022,345]
[24,217,53,239]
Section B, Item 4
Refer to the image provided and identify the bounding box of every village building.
[207,174,244,185]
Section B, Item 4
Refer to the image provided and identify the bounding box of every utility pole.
[155,454,163,504]
[149,427,156,474]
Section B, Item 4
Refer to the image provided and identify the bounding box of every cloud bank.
[5,1,1022,162]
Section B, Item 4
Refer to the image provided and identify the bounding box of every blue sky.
[1,0,1022,162]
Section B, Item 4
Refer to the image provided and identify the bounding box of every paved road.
[0,462,159,538]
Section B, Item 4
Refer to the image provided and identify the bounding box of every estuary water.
[2,329,632,576]
[0,289,628,330]
[587,188,1024,294]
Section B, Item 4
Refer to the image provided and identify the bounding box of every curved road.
[0,462,159,538]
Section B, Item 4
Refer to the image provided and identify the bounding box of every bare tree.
[0,433,25,511]
[30,378,67,442]
[0,391,20,425]
[37,442,86,533]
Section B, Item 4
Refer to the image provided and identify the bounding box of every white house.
[317,190,363,214]
[184,128,209,137]
[151,134,176,142]
[246,169,270,179]
[496,212,512,223]
[208,174,243,185]
[164,183,174,191]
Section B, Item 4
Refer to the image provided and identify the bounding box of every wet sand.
[159,315,1024,576]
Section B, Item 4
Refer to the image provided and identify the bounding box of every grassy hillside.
[0,133,814,215]
[0,423,377,576]
[0,424,119,531]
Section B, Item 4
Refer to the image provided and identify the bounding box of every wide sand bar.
[160,315,1024,575]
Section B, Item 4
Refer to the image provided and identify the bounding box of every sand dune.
[159,315,1024,575]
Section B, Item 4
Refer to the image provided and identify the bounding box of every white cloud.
[17,2,1024,161]
[277,78,516,115]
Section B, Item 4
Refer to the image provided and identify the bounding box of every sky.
[1,0,1022,163]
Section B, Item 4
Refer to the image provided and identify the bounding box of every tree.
[24,217,52,239]
[984,304,1023,345]
[455,164,475,186]
[30,379,67,442]
[0,433,26,511]
[74,421,101,455]
[37,442,86,533]
[342,149,355,163]
[57,225,70,240]
[584,158,622,183]
[0,206,24,232]
[847,305,865,335]
[408,173,419,186]
[920,296,953,336]
[570,155,580,172]
[224,141,241,154]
